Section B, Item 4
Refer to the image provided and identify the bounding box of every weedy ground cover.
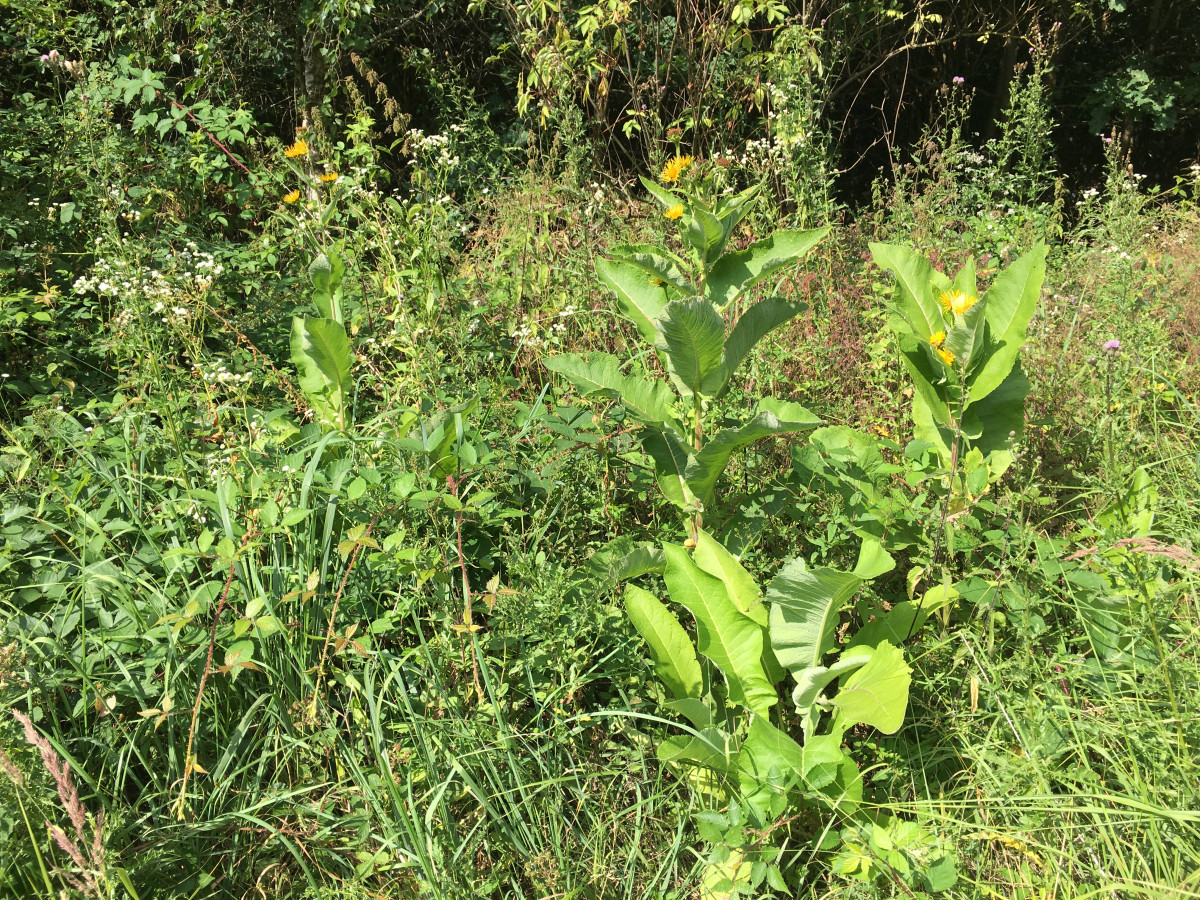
[2,48,1200,900]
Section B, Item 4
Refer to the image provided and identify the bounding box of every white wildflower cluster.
[510,321,544,349]
[404,127,461,169]
[191,359,251,388]
[72,241,222,328]
[584,182,607,218]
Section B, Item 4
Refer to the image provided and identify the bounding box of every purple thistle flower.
[952,76,965,85]
[1103,339,1121,352]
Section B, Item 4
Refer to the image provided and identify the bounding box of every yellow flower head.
[283,189,301,203]
[929,330,946,348]
[284,140,309,159]
[664,203,684,220]
[319,172,339,183]
[951,292,978,316]
[660,155,694,183]
[937,290,957,313]
[936,347,955,366]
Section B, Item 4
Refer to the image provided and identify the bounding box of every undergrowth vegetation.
[2,2,1200,898]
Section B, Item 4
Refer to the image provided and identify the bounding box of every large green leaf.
[692,530,761,619]
[596,257,670,346]
[686,207,728,268]
[721,298,809,389]
[790,650,873,722]
[686,399,820,505]
[639,175,683,209]
[654,297,727,399]
[543,353,680,429]
[290,316,353,430]
[707,228,828,310]
[588,537,666,589]
[869,242,945,340]
[663,544,777,715]
[830,640,910,735]
[625,584,703,702]
[737,715,805,802]
[968,243,1046,402]
[642,426,695,509]
[693,529,785,685]
[611,244,696,295]
[964,362,1029,456]
[767,558,861,676]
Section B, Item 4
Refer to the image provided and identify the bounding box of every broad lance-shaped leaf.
[686,206,728,268]
[662,544,776,715]
[829,640,910,736]
[641,426,694,509]
[707,228,829,310]
[721,298,809,389]
[791,651,873,721]
[869,242,945,340]
[963,362,1029,456]
[639,175,683,210]
[543,353,681,431]
[968,243,1046,402]
[610,244,696,295]
[625,584,703,703]
[654,297,727,399]
[767,558,862,675]
[692,530,761,618]
[693,529,785,685]
[290,316,352,430]
[596,257,670,346]
[686,399,820,505]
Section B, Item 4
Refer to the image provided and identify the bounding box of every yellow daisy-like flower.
[936,347,955,365]
[664,203,684,220]
[937,290,958,313]
[319,172,339,183]
[283,189,301,203]
[284,140,309,158]
[951,292,978,315]
[660,155,694,183]
[929,330,947,348]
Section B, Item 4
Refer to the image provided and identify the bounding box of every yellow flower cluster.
[319,172,339,183]
[283,189,301,203]
[929,330,954,364]
[664,203,684,220]
[284,140,309,159]
[660,155,694,183]
[938,289,978,316]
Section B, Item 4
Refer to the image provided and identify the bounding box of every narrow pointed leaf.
[596,257,670,345]
[625,584,703,702]
[639,175,683,209]
[968,243,1046,402]
[663,544,776,715]
[686,400,820,505]
[722,298,808,386]
[708,228,828,309]
[611,244,696,295]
